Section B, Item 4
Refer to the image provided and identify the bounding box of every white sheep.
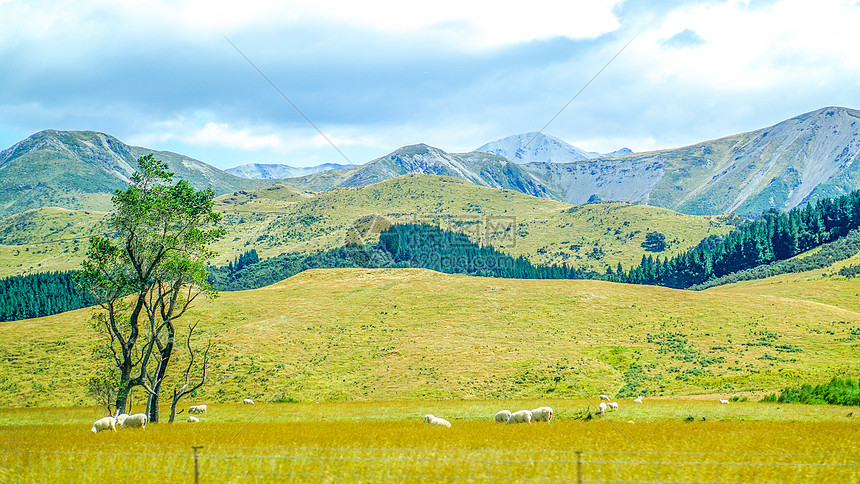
[188,404,208,414]
[494,410,512,423]
[633,396,643,404]
[187,416,200,423]
[120,413,148,429]
[423,414,451,427]
[531,406,554,423]
[507,410,533,424]
[719,399,730,404]
[91,416,117,433]
[599,394,611,401]
[608,402,619,411]
[115,413,129,426]
[243,398,255,405]
[598,402,608,414]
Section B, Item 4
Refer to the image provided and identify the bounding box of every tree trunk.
[146,340,173,423]
[168,388,179,423]
[114,368,132,416]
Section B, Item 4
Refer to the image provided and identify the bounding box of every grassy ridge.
[0,207,107,275]
[1,268,858,408]
[0,174,737,276]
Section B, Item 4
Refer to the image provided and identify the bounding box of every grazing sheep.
[187,416,200,423]
[599,394,611,401]
[598,402,608,415]
[608,402,619,411]
[120,413,148,429]
[423,414,451,427]
[719,399,730,404]
[115,413,129,426]
[243,398,255,405]
[633,396,643,404]
[188,404,208,414]
[531,406,554,423]
[91,416,117,434]
[507,410,533,424]
[494,410,512,423]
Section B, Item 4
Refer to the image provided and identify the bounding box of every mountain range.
[225,162,351,179]
[2,106,860,218]
[522,106,860,215]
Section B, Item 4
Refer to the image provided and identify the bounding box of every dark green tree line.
[623,190,860,288]
[0,271,95,322]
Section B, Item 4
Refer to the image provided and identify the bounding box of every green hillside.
[0,174,738,276]
[0,208,107,276]
[1,267,858,408]
[206,174,738,272]
[0,130,277,218]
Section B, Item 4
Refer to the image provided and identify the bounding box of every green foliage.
[627,189,860,288]
[837,263,860,277]
[761,377,860,406]
[77,154,225,418]
[692,228,860,289]
[0,271,95,322]
[642,231,667,252]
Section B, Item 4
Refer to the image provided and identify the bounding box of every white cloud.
[28,0,622,49]
[631,0,860,91]
[133,119,282,151]
[287,0,623,47]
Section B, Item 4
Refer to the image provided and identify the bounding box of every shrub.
[760,377,860,406]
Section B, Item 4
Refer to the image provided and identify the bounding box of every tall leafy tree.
[77,154,224,419]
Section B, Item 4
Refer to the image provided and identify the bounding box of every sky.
[1,0,859,170]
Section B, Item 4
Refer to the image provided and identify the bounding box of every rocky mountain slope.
[522,107,860,216]
[279,107,860,216]
[280,143,551,198]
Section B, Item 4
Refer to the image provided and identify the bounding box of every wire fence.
[0,445,858,483]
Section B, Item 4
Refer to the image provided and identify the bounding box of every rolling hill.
[1,266,857,407]
[0,174,738,276]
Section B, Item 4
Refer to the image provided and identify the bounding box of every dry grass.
[0,400,857,483]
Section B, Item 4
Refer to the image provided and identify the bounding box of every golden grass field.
[0,399,857,483]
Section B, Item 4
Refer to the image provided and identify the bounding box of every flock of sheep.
[92,393,735,433]
[422,392,739,428]
[91,400,229,432]
[423,405,554,428]
[90,413,148,433]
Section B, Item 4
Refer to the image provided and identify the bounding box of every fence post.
[192,445,203,484]
[576,450,582,484]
